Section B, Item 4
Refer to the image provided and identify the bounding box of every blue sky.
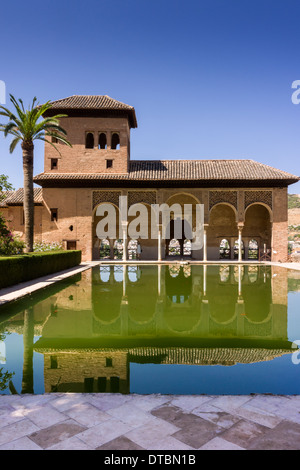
[1,0,300,192]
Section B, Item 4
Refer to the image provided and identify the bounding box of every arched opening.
[244,204,272,260]
[208,204,237,260]
[183,239,192,256]
[219,238,231,259]
[113,240,123,259]
[128,240,140,260]
[248,239,259,260]
[100,239,110,259]
[85,132,94,149]
[234,239,245,260]
[166,219,193,257]
[111,133,120,150]
[98,133,107,149]
[164,193,201,260]
[92,202,120,261]
[168,238,181,256]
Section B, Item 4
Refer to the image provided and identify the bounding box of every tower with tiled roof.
[42,95,137,175]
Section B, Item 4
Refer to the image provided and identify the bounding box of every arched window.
[111,133,120,150]
[183,239,192,256]
[248,239,259,260]
[128,239,138,260]
[100,239,110,259]
[85,132,94,149]
[219,239,230,259]
[234,239,245,259]
[168,239,181,256]
[99,133,107,149]
[113,239,123,259]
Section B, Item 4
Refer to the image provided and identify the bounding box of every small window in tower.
[51,158,58,170]
[51,136,58,144]
[98,133,107,149]
[85,132,94,149]
[111,133,120,150]
[50,208,58,222]
[106,159,113,169]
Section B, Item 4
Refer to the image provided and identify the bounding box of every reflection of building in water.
[21,264,294,393]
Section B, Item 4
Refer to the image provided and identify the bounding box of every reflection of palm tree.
[21,308,34,394]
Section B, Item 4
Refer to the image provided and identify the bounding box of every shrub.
[0,250,82,289]
[0,213,24,255]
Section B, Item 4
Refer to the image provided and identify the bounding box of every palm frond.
[9,136,21,153]
[0,94,71,153]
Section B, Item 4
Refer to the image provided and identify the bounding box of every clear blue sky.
[1,0,300,192]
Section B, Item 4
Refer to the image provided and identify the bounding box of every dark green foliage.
[0,213,24,255]
[0,251,81,289]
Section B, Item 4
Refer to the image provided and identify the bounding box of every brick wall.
[44,116,131,174]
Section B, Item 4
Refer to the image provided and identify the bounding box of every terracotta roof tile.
[3,188,43,205]
[45,95,137,128]
[0,191,14,207]
[33,159,299,184]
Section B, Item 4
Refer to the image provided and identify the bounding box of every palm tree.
[0,95,71,252]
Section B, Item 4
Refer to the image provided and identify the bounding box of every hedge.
[0,250,82,289]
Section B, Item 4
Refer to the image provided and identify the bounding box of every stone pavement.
[0,393,300,450]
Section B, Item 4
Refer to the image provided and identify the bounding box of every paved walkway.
[0,393,300,450]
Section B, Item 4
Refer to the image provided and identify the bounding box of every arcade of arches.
[92,189,281,262]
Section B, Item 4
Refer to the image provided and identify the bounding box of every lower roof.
[33,159,299,188]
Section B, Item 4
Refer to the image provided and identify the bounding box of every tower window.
[111,133,120,150]
[85,132,94,149]
[51,158,58,170]
[106,159,113,169]
[98,133,107,149]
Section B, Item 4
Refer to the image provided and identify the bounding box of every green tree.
[0,95,71,252]
[0,174,13,193]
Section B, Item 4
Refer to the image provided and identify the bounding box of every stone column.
[158,225,162,261]
[237,224,244,262]
[203,224,208,262]
[122,222,128,261]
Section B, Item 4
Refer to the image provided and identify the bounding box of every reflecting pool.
[1,264,300,395]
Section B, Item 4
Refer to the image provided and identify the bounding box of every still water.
[0,264,300,395]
